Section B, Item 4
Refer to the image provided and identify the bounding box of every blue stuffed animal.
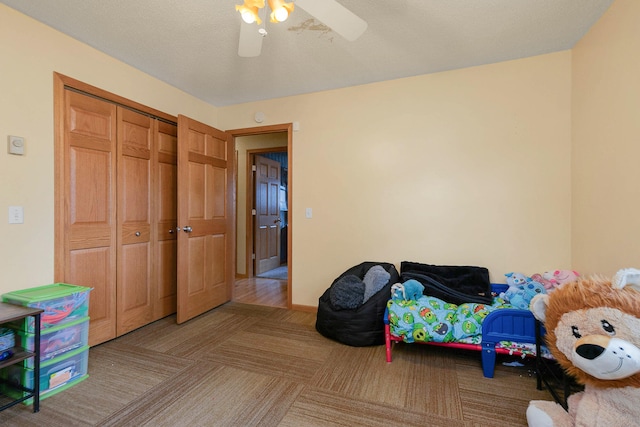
[391,279,425,301]
[502,272,546,309]
[505,272,529,287]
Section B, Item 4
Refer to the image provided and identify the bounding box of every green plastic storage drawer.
[17,316,90,368]
[1,345,89,396]
[2,283,91,332]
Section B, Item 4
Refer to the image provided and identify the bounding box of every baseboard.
[291,304,317,313]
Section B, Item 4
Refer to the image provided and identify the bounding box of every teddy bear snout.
[576,343,605,360]
[573,336,640,380]
[575,334,610,361]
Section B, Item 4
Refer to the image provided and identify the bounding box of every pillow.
[329,275,365,309]
[362,265,391,303]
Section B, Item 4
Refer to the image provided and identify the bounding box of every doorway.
[227,124,292,309]
[253,152,287,278]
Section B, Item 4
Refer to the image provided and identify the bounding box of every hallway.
[234,276,287,308]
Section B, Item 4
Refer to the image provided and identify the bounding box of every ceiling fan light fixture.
[236,0,265,25]
[237,0,367,58]
[240,10,257,24]
[272,7,289,22]
[267,0,294,23]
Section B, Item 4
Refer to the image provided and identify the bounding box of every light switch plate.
[9,206,24,224]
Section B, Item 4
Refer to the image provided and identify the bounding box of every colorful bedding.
[387,294,511,344]
[386,294,551,359]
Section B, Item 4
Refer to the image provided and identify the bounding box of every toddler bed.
[385,282,546,378]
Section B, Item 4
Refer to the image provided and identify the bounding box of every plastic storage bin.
[1,374,89,405]
[17,316,89,368]
[0,327,14,351]
[1,345,89,396]
[2,283,91,333]
[0,327,15,361]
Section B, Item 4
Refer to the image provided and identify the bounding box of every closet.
[55,74,235,347]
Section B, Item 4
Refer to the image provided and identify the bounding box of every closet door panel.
[64,90,117,346]
[154,121,178,319]
[69,247,113,343]
[120,242,151,310]
[116,107,154,335]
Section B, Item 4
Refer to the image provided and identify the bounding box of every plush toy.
[391,279,425,301]
[531,270,580,293]
[610,268,640,289]
[542,270,581,291]
[531,273,555,292]
[505,280,546,310]
[526,270,640,427]
[501,272,546,309]
[505,272,529,287]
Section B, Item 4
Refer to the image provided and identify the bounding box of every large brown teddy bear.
[526,270,640,427]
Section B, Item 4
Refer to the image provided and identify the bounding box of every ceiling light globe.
[241,11,256,24]
[273,7,289,22]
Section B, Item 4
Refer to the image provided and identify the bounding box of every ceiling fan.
[235,0,368,57]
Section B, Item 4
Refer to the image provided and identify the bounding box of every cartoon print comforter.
[387,295,511,344]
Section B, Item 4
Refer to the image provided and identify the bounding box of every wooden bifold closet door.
[57,81,234,346]
[60,89,178,346]
[116,107,155,336]
[62,90,118,345]
[154,120,179,320]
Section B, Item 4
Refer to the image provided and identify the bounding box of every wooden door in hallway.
[176,115,235,324]
[254,155,281,275]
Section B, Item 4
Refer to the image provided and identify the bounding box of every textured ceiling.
[2,0,614,107]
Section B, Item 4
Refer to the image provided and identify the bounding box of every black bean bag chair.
[315,261,400,346]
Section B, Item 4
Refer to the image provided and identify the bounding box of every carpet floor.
[256,266,288,281]
[0,302,551,426]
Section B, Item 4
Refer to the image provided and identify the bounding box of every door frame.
[226,124,293,309]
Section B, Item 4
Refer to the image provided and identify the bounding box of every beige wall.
[571,0,640,276]
[220,52,573,306]
[6,1,629,309]
[235,134,287,275]
[0,5,219,294]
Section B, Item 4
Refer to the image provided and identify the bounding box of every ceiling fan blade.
[294,0,367,41]
[238,19,263,57]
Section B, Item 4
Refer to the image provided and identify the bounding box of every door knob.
[135,231,141,237]
[169,229,174,234]
[183,226,192,233]
[273,218,282,224]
